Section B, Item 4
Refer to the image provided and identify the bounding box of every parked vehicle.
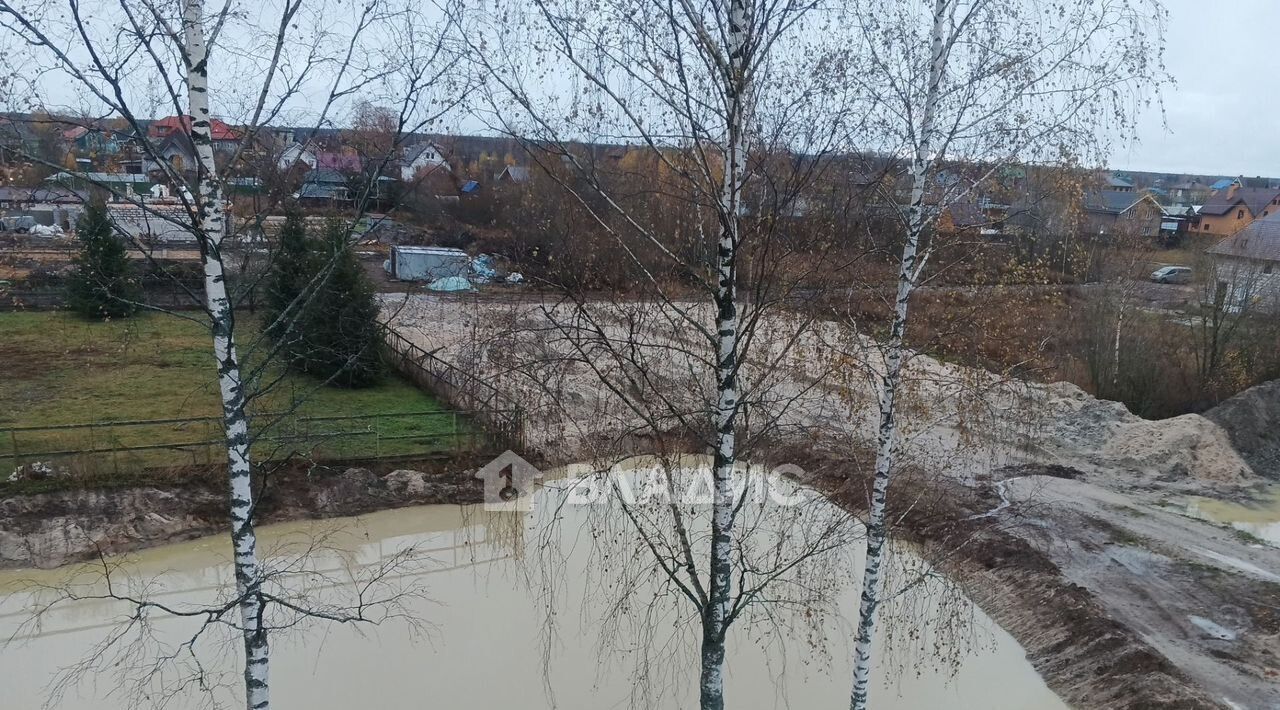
[1150,265,1193,284]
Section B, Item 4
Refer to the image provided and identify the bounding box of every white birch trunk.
[700,2,749,708]
[182,3,269,709]
[849,2,952,708]
[1112,299,1124,390]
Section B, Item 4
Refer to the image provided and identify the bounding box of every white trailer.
[386,245,471,281]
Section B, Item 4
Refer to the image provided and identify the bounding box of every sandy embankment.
[385,293,1278,709]
[383,293,1253,487]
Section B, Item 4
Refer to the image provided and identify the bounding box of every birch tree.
[0,1,468,707]
[839,1,1166,708]
[459,0,866,706]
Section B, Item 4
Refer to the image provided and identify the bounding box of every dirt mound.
[1038,382,1253,484]
[1102,415,1253,484]
[1204,379,1280,480]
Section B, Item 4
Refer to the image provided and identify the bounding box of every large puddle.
[1184,485,1280,547]
[0,462,1068,709]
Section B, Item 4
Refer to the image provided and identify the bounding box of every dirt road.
[996,472,1280,709]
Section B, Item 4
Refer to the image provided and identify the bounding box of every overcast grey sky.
[1116,0,1277,177]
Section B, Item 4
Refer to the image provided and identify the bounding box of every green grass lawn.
[0,311,475,475]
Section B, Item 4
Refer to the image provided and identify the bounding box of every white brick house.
[1208,214,1280,313]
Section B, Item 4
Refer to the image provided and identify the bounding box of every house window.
[1266,263,1275,275]
[1237,209,1245,219]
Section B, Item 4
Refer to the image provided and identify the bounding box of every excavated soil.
[382,294,1280,709]
[0,461,483,569]
[783,447,1224,710]
[385,295,1257,488]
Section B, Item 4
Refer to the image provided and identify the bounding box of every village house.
[141,116,242,176]
[315,150,363,174]
[496,165,531,183]
[399,142,451,182]
[277,140,319,171]
[1106,174,1135,192]
[294,168,350,204]
[1082,189,1162,239]
[59,125,126,170]
[1207,213,1280,313]
[1159,204,1196,245]
[1192,183,1280,237]
[142,132,198,176]
[147,115,242,152]
[1169,179,1213,204]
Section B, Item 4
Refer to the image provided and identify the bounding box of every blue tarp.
[427,276,474,292]
[471,254,498,281]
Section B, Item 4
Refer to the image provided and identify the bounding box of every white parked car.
[1150,265,1193,284]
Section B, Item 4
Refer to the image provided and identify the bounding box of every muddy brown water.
[1184,484,1280,547]
[0,462,1068,709]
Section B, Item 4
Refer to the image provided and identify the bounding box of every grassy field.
[0,311,474,475]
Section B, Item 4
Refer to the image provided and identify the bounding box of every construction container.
[386,245,471,281]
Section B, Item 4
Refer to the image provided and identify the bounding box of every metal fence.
[0,274,261,311]
[1,409,500,478]
[383,327,525,449]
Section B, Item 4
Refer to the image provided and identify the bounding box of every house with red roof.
[147,115,242,145]
[141,115,243,177]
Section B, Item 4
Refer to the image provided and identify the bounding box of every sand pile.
[1035,381,1253,485]
[1204,380,1280,479]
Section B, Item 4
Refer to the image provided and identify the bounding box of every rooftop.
[148,115,242,141]
[48,171,152,183]
[1208,215,1280,263]
[1084,190,1152,214]
[1197,186,1280,217]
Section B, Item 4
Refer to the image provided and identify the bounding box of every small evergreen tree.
[296,219,385,387]
[66,199,139,319]
[262,210,313,360]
